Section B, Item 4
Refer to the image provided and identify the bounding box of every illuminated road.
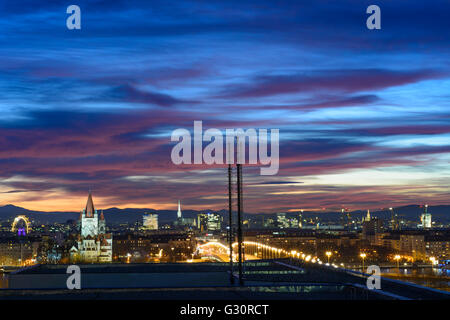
[213,253,260,262]
[195,241,311,263]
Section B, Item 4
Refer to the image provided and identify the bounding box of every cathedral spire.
[85,191,95,217]
[177,200,182,219]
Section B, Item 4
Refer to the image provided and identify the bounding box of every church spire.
[85,191,95,217]
[177,200,182,219]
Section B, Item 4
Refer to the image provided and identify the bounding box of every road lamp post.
[394,255,401,269]
[360,253,367,271]
[325,251,332,264]
[430,257,437,267]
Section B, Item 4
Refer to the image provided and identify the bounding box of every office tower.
[420,204,432,229]
[207,213,222,231]
[143,213,158,230]
[276,213,290,229]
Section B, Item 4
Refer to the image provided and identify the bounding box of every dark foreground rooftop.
[2,259,449,300]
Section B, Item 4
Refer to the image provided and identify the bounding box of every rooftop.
[4,259,450,300]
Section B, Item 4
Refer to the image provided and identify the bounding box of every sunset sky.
[0,0,449,212]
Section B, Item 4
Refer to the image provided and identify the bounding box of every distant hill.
[0,204,79,224]
[0,204,448,225]
[0,204,226,225]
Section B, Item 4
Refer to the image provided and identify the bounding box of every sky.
[0,0,449,213]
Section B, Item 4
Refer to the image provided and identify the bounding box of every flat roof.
[13,260,293,275]
[6,259,450,300]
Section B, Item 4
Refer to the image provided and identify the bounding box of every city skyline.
[0,1,449,212]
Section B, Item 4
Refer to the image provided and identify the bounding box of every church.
[70,192,113,263]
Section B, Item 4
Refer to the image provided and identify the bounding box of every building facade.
[71,193,112,263]
[143,213,158,230]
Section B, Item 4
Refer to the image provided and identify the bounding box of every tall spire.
[85,191,95,217]
[366,209,371,222]
[177,200,182,219]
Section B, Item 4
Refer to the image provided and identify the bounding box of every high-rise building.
[263,217,276,228]
[389,207,400,231]
[70,192,112,263]
[400,234,426,260]
[206,213,221,231]
[289,217,299,228]
[197,213,221,231]
[197,213,208,232]
[143,213,158,230]
[340,208,352,229]
[276,213,290,229]
[362,217,383,236]
[363,210,371,222]
[420,205,432,229]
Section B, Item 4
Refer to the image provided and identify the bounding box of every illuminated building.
[363,210,371,222]
[362,217,383,241]
[177,200,182,218]
[70,192,112,263]
[276,213,290,229]
[389,207,400,231]
[420,205,432,229]
[263,217,276,228]
[0,237,35,266]
[197,213,208,231]
[174,200,196,228]
[113,231,193,262]
[289,217,299,228]
[143,213,158,230]
[197,213,221,231]
[206,213,221,231]
[400,234,426,260]
[425,235,450,259]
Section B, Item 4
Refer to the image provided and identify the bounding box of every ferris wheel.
[11,215,31,235]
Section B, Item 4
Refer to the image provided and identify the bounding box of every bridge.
[195,241,323,265]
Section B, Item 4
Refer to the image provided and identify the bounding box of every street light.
[325,251,332,264]
[360,253,367,271]
[430,257,437,267]
[394,255,401,269]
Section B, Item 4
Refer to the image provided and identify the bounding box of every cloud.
[111,84,194,107]
[218,69,445,98]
